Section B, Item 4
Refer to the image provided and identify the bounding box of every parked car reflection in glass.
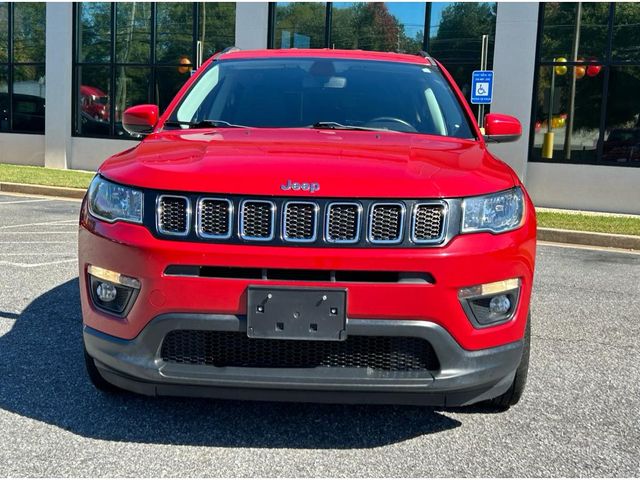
[80,85,110,122]
[0,93,45,132]
[602,128,640,164]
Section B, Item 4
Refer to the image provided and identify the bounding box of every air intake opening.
[161,330,440,372]
[164,265,434,284]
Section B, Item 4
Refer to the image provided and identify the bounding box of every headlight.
[87,176,143,224]
[461,187,524,234]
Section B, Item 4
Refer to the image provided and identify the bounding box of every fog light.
[489,294,511,315]
[87,265,140,317]
[458,278,520,327]
[96,282,117,302]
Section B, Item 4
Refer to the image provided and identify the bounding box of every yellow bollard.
[542,131,555,159]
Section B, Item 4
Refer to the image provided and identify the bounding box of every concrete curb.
[1,182,638,251]
[0,182,86,199]
[538,228,640,251]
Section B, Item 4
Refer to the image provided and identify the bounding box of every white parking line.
[0,220,77,230]
[539,241,640,256]
[0,259,76,268]
[0,241,75,244]
[0,253,74,256]
[0,198,54,205]
[0,231,77,234]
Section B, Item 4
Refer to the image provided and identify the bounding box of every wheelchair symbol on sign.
[475,82,489,96]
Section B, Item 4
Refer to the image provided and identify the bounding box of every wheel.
[487,315,531,409]
[84,347,121,393]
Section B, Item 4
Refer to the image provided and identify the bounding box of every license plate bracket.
[247,286,347,341]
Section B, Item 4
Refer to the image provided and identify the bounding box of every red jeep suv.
[79,48,536,409]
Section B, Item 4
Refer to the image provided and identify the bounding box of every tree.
[431,2,496,64]
[274,3,326,49]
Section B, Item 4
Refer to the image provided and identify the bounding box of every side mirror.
[484,113,522,143]
[122,104,159,137]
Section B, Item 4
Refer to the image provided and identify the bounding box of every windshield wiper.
[164,119,249,129]
[310,121,389,132]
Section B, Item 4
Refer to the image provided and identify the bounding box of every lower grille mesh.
[161,330,439,371]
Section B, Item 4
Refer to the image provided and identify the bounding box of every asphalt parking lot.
[0,192,638,477]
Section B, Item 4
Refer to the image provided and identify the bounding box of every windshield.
[168,57,474,139]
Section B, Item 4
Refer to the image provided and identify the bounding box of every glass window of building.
[74,2,236,139]
[331,3,425,52]
[269,2,497,119]
[0,2,46,134]
[531,2,640,168]
[272,2,326,49]
[428,2,497,112]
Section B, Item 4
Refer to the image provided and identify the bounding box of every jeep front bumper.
[84,314,524,407]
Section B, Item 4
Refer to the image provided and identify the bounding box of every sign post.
[473,34,491,129]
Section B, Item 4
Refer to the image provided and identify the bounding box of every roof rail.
[218,46,241,57]
[418,51,437,66]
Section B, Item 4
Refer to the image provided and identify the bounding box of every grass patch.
[537,211,640,236]
[0,163,94,189]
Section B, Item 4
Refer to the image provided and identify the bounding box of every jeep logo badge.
[281,180,320,193]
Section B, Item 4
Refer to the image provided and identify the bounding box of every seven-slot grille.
[283,202,317,242]
[412,203,446,243]
[154,195,448,246]
[240,200,275,240]
[157,195,189,235]
[369,203,404,243]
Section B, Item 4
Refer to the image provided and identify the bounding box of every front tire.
[84,347,121,393]
[487,314,531,409]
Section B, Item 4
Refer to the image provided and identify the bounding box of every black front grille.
[241,201,274,240]
[158,196,188,235]
[161,330,439,371]
[370,204,403,242]
[198,198,231,238]
[327,203,360,242]
[412,204,445,242]
[284,202,317,241]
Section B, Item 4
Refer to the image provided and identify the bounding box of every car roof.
[218,48,431,66]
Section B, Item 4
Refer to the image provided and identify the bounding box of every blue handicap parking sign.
[471,70,494,104]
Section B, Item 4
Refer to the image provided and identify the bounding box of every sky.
[386,2,448,37]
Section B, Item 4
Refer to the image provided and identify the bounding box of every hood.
[99,129,517,198]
